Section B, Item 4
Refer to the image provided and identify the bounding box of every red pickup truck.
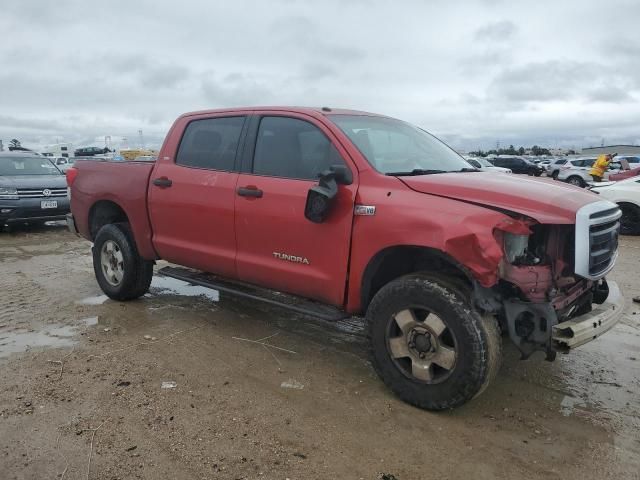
[67,107,624,410]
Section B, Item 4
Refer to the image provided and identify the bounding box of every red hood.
[399,172,600,224]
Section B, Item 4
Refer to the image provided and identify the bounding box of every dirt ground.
[0,222,639,480]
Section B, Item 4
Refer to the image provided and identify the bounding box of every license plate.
[41,200,58,209]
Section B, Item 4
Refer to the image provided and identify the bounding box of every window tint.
[176,116,245,171]
[252,116,345,180]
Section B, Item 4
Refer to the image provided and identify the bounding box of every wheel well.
[618,201,638,209]
[88,201,129,240]
[360,246,472,312]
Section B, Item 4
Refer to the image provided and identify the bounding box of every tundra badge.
[273,252,310,265]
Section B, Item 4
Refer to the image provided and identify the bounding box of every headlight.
[503,232,529,263]
[0,187,18,199]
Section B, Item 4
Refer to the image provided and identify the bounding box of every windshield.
[329,115,471,175]
[0,156,61,175]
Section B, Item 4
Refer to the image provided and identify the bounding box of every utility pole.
[138,130,144,149]
[0,140,3,152]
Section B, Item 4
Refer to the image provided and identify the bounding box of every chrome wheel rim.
[100,240,124,286]
[386,308,457,384]
[568,177,582,186]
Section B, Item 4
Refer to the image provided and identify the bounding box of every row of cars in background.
[546,156,640,187]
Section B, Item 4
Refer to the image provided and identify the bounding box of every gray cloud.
[474,20,517,41]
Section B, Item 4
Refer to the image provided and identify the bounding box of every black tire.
[566,175,585,187]
[619,203,640,236]
[551,170,559,180]
[92,223,153,301]
[367,274,502,410]
[534,171,542,177]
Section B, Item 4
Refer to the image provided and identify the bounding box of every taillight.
[66,167,78,186]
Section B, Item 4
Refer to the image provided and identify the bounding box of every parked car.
[557,157,620,187]
[66,106,623,410]
[616,155,640,168]
[490,156,544,176]
[547,158,569,179]
[557,157,595,186]
[590,177,640,235]
[74,146,107,157]
[50,156,75,173]
[0,152,70,226]
[465,157,512,173]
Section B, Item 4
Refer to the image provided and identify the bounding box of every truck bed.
[70,159,158,259]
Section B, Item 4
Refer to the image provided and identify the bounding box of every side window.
[176,116,245,171]
[252,116,345,180]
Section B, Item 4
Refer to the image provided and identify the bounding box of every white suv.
[556,157,620,187]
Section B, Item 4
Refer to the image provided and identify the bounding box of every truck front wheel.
[367,274,502,410]
[92,223,153,301]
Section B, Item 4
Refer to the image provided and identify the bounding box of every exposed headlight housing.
[0,187,18,199]
[503,232,530,263]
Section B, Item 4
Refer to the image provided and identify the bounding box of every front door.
[148,114,247,278]
[234,114,357,306]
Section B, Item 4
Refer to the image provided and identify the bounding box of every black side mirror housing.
[331,164,352,185]
[305,169,340,223]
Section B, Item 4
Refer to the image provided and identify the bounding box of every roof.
[179,106,385,119]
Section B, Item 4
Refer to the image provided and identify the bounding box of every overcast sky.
[1,0,639,152]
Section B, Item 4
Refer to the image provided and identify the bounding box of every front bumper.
[0,197,70,224]
[551,281,624,352]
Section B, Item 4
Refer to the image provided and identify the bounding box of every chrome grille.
[575,202,621,280]
[17,188,67,198]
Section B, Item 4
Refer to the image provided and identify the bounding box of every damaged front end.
[474,202,624,360]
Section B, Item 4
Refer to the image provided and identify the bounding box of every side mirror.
[305,169,339,223]
[330,164,352,185]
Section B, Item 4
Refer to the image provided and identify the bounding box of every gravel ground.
[0,221,639,480]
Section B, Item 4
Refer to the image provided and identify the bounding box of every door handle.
[237,187,263,198]
[153,177,172,187]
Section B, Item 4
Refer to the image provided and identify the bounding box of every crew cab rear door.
[148,113,248,278]
[234,113,357,306]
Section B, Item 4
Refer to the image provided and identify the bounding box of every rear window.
[176,116,245,171]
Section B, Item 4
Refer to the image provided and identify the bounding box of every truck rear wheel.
[92,223,153,301]
[367,274,502,410]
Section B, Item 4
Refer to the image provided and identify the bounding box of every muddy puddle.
[0,317,98,358]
